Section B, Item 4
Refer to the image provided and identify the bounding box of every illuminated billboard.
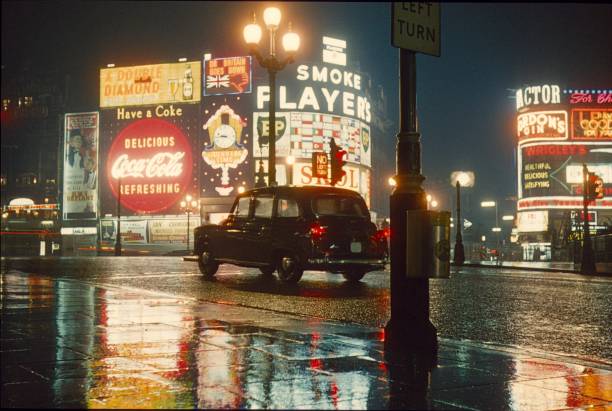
[203,56,252,96]
[250,36,373,203]
[99,102,199,216]
[518,142,612,200]
[63,112,99,220]
[100,62,201,108]
[515,86,612,224]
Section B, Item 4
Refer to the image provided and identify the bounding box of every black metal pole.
[581,164,596,274]
[187,210,190,253]
[454,181,465,265]
[385,49,437,357]
[115,177,121,256]
[268,68,276,186]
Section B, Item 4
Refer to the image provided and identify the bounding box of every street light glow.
[426,194,432,202]
[263,6,281,28]
[431,200,438,208]
[178,57,187,62]
[388,177,396,186]
[282,24,300,53]
[492,227,502,232]
[502,215,514,221]
[451,171,475,187]
[481,201,496,208]
[243,21,262,45]
[286,155,295,165]
[238,186,246,194]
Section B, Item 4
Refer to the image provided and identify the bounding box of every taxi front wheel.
[198,250,219,278]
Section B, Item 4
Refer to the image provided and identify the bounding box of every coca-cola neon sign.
[107,119,192,213]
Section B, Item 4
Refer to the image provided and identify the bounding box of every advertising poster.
[204,56,252,96]
[99,103,200,216]
[99,220,148,244]
[100,61,201,108]
[63,112,99,220]
[149,218,200,244]
[200,95,253,198]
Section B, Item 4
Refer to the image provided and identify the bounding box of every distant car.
[194,186,388,283]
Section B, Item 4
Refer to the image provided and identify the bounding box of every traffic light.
[329,138,346,186]
[587,172,604,200]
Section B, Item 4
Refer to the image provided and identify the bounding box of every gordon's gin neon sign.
[107,119,192,213]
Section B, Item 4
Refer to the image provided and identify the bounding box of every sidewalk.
[458,260,612,275]
[2,269,610,410]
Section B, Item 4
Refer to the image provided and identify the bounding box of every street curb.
[454,262,612,276]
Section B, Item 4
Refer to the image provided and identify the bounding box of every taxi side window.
[253,196,274,219]
[276,197,300,218]
[233,196,251,217]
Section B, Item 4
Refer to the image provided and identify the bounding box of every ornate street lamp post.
[244,7,300,187]
[180,194,199,254]
[450,171,474,266]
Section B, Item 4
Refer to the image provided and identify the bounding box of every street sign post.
[392,2,441,56]
[386,2,441,361]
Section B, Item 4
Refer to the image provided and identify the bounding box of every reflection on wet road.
[2,257,611,362]
[2,270,610,409]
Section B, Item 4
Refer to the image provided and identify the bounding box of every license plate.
[350,242,362,253]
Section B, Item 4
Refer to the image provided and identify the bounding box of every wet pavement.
[3,257,611,362]
[2,269,611,409]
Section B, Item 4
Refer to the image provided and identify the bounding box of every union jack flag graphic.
[206,74,230,89]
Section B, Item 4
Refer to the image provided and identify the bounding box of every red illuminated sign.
[106,119,192,213]
[569,92,612,105]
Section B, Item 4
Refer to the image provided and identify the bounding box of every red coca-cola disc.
[107,118,193,213]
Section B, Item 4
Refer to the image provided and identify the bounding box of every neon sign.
[571,109,612,139]
[204,56,252,96]
[515,84,561,111]
[106,118,192,213]
[517,110,567,142]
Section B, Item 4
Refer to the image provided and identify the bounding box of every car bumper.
[306,256,387,271]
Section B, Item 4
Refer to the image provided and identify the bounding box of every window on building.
[2,99,9,111]
[24,96,33,106]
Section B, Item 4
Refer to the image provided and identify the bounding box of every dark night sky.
[3,1,612,218]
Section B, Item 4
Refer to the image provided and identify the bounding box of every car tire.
[198,250,219,278]
[276,253,303,283]
[342,271,366,282]
[259,266,275,276]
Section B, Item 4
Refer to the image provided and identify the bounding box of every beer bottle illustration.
[183,64,193,100]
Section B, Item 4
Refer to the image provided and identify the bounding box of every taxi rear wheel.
[276,253,303,283]
[198,250,219,278]
[342,270,366,282]
[259,266,275,276]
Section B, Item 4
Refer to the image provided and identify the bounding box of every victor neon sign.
[515,84,561,111]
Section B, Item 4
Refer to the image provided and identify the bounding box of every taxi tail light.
[373,228,390,242]
[310,223,327,241]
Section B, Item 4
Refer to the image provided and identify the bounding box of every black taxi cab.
[194,186,388,283]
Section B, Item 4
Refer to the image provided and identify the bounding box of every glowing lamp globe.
[263,7,281,29]
[282,30,300,53]
[243,23,262,45]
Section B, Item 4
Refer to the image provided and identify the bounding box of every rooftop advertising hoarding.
[100,61,201,108]
[99,102,200,217]
[63,112,99,220]
[515,86,612,227]
[249,36,373,205]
